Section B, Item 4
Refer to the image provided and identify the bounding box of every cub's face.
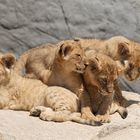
[124,49,140,81]
[58,40,86,74]
[84,53,118,95]
[116,38,140,81]
[0,53,16,85]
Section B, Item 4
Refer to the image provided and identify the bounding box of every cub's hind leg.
[30,86,101,126]
[39,108,73,122]
[30,105,75,121]
[39,107,100,126]
[30,106,100,126]
[112,83,128,119]
[110,100,128,119]
[117,106,128,119]
[30,106,73,121]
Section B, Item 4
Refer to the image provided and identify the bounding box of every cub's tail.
[14,51,29,75]
[70,112,102,126]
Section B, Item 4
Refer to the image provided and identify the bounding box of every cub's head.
[84,51,119,95]
[57,40,86,74]
[124,45,140,81]
[109,36,140,81]
[0,53,16,85]
[107,36,132,60]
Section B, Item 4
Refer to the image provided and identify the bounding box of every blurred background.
[0,0,140,93]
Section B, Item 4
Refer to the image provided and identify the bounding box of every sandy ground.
[0,91,140,140]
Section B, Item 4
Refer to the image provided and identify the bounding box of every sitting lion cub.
[83,50,128,123]
[15,40,101,122]
[0,53,100,126]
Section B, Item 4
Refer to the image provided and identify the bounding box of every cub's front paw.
[30,106,47,116]
[96,114,111,123]
[81,113,102,126]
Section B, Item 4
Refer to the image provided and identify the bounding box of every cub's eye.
[75,54,81,57]
[99,78,107,85]
[75,54,81,60]
[90,64,97,71]
[129,63,134,69]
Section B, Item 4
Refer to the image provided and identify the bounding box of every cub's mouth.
[75,67,85,74]
[75,63,86,74]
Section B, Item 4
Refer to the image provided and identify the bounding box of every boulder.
[0,91,140,140]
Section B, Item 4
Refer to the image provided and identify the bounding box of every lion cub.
[14,40,98,122]
[0,53,99,126]
[73,36,140,81]
[83,50,128,123]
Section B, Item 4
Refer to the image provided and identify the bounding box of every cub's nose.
[83,64,87,69]
[107,84,114,93]
[78,63,86,70]
[83,58,89,67]
[76,63,86,73]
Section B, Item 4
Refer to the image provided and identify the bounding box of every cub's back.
[25,44,57,73]
[45,86,80,112]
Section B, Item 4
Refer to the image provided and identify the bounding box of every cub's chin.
[99,89,115,96]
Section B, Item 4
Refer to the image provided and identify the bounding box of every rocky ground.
[0,91,140,140]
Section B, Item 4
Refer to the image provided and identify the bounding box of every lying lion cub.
[72,36,140,81]
[0,53,99,126]
[83,50,128,123]
[14,40,97,122]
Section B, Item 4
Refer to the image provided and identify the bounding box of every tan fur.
[14,43,56,76]
[14,40,98,122]
[0,54,100,126]
[58,36,138,122]
[77,36,132,60]
[63,36,140,81]
[83,50,128,123]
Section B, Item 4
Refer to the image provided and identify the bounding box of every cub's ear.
[118,42,131,59]
[58,43,72,60]
[90,57,101,72]
[1,53,16,69]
